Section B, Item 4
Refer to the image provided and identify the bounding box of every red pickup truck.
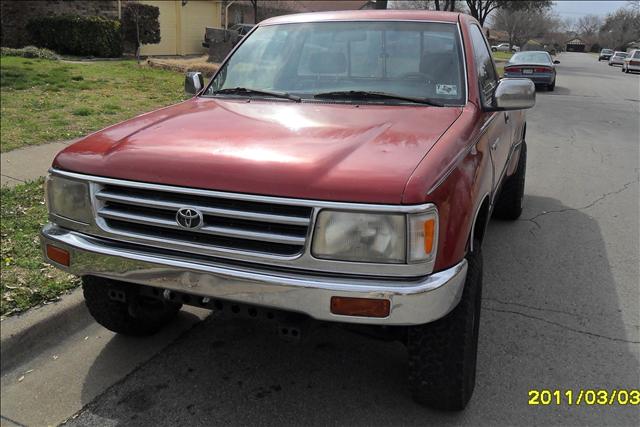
[41,10,534,410]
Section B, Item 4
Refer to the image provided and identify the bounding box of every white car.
[608,51,628,66]
[491,43,519,52]
[622,49,640,73]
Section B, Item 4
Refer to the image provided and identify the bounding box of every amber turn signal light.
[330,296,390,318]
[423,218,435,254]
[46,244,70,266]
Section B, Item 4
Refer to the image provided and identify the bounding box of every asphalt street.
[8,52,640,426]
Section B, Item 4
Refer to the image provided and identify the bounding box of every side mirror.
[490,78,535,111]
[553,60,560,64]
[185,71,204,95]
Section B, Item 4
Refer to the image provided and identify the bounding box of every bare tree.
[465,0,552,27]
[389,1,457,10]
[561,17,577,34]
[434,0,457,11]
[599,7,640,50]
[576,15,602,37]
[493,7,555,48]
[465,0,502,26]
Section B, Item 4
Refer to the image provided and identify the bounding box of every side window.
[469,25,498,107]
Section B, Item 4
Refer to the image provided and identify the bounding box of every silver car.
[608,51,628,66]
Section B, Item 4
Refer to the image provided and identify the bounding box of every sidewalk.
[1,139,78,187]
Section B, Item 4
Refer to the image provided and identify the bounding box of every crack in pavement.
[523,179,639,223]
[0,174,26,183]
[0,414,27,427]
[484,297,640,330]
[484,306,640,344]
[483,296,583,319]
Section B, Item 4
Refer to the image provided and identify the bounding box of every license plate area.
[522,69,533,74]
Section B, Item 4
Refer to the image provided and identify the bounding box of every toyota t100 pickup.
[41,10,534,410]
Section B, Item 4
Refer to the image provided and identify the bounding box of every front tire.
[82,276,181,336]
[493,142,527,220]
[407,245,483,411]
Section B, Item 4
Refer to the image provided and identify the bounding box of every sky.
[552,1,629,19]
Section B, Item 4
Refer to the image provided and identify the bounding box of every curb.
[0,288,93,373]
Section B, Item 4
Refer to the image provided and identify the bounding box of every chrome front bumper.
[41,224,467,326]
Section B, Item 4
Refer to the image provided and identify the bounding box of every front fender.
[403,105,493,272]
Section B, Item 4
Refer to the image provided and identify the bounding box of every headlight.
[45,175,92,224]
[311,208,438,265]
[312,211,406,263]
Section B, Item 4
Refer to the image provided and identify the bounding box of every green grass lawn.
[0,57,184,152]
[1,179,80,316]
[492,51,513,62]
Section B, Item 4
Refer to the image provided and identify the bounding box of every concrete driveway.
[4,52,640,426]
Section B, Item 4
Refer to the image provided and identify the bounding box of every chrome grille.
[94,184,312,257]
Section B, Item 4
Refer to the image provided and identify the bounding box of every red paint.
[54,100,462,204]
[52,11,526,273]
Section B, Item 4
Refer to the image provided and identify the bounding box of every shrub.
[26,15,122,58]
[0,46,60,60]
[122,2,161,59]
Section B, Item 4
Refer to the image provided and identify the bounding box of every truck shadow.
[79,195,639,426]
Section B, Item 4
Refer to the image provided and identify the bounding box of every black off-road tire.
[82,276,181,336]
[407,245,483,411]
[493,142,527,220]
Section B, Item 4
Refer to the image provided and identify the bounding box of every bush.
[122,3,161,49]
[0,46,60,60]
[26,15,122,58]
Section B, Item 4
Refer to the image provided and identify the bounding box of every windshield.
[602,49,613,54]
[509,52,551,64]
[205,21,466,105]
[614,52,628,57]
[633,51,640,59]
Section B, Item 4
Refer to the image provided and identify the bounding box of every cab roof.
[260,10,461,26]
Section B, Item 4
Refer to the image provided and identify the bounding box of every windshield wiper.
[314,90,445,107]
[213,87,300,102]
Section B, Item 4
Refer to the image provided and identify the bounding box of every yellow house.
[137,0,222,56]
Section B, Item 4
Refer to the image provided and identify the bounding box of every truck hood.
[54,98,462,204]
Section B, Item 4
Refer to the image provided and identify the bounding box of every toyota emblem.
[176,208,203,229]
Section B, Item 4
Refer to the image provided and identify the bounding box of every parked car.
[608,51,628,66]
[41,10,534,411]
[491,42,518,52]
[621,49,640,73]
[598,48,614,61]
[504,50,559,91]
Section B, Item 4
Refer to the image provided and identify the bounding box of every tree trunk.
[253,1,258,24]
[135,13,141,64]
